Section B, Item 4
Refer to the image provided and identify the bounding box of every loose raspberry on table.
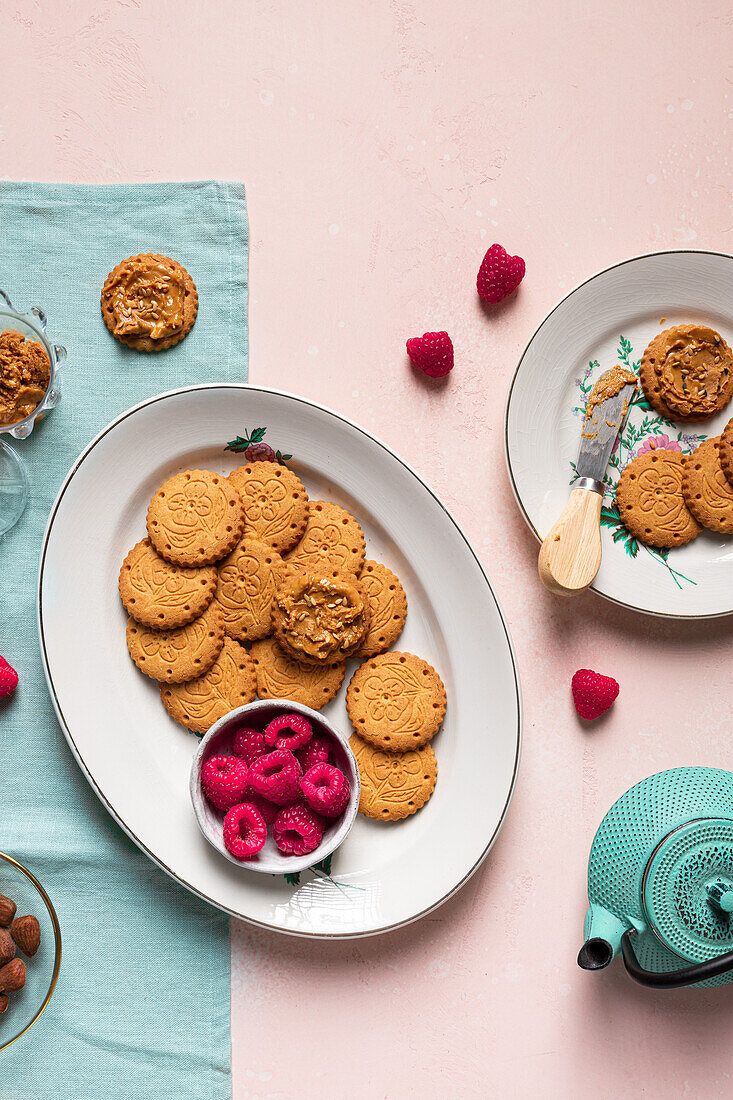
[243,790,280,825]
[0,657,18,699]
[571,668,619,721]
[296,735,333,773]
[264,712,313,752]
[406,331,454,378]
[233,727,267,767]
[301,763,350,819]
[223,803,268,860]
[201,755,249,811]
[273,803,325,856]
[248,749,303,805]
[476,243,525,304]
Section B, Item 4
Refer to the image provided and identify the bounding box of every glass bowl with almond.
[0,851,61,1051]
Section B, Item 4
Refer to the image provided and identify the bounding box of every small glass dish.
[0,851,62,1052]
[0,289,65,535]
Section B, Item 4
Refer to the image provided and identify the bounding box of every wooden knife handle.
[538,487,603,596]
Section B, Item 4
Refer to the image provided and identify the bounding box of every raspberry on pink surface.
[248,749,303,805]
[201,755,249,811]
[223,803,268,860]
[264,712,313,752]
[301,763,350,818]
[476,243,525,304]
[244,790,280,825]
[0,656,18,699]
[571,668,619,721]
[233,727,267,767]
[296,735,333,772]
[273,803,325,856]
[406,331,454,378]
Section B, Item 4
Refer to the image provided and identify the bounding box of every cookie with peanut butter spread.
[639,324,733,421]
[101,254,198,352]
[285,501,366,575]
[682,436,733,534]
[349,734,437,820]
[126,601,224,684]
[616,449,700,548]
[119,538,218,629]
[251,636,345,709]
[0,329,51,427]
[214,538,284,641]
[147,470,245,566]
[160,637,256,735]
[228,462,309,552]
[346,652,447,752]
[719,417,733,488]
[273,568,370,665]
[357,560,408,657]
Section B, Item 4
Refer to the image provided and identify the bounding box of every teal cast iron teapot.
[579,767,733,988]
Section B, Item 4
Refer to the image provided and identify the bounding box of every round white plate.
[505,250,733,619]
[39,385,521,937]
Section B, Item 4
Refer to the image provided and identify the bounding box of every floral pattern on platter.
[570,335,707,589]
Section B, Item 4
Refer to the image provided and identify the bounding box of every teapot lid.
[643,818,733,963]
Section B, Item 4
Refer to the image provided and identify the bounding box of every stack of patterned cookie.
[617,324,733,548]
[119,459,446,823]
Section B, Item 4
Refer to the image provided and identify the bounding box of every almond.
[0,928,15,967]
[0,958,25,993]
[11,915,40,958]
[0,994,8,1015]
[0,895,16,928]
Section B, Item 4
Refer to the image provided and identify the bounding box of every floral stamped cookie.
[349,734,437,820]
[616,449,700,548]
[101,254,198,352]
[126,602,224,683]
[214,538,284,642]
[639,324,733,421]
[160,637,256,735]
[119,538,217,629]
[682,437,733,534]
[147,470,245,567]
[228,462,309,552]
[346,651,446,752]
[251,636,345,710]
[357,561,408,657]
[285,501,366,576]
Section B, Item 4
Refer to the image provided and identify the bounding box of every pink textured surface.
[8,1,733,1095]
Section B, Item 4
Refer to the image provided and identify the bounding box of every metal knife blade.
[575,370,637,486]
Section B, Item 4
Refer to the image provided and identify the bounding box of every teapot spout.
[578,905,630,971]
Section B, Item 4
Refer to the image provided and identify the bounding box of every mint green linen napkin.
[0,181,247,1097]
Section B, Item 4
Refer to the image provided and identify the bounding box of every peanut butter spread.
[107,257,185,339]
[0,329,51,427]
[275,571,369,662]
[653,325,733,418]
[582,365,636,440]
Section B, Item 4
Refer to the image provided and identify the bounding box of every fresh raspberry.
[243,791,280,825]
[296,735,333,772]
[233,727,267,767]
[476,243,525,304]
[301,763,350,818]
[248,750,303,805]
[244,442,276,462]
[571,669,619,721]
[273,803,325,856]
[223,803,267,860]
[201,755,249,811]
[406,331,454,378]
[0,657,18,699]
[264,712,313,752]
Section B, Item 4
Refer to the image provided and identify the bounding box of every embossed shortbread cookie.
[639,325,733,422]
[147,469,245,566]
[101,254,198,352]
[215,538,283,642]
[126,602,224,683]
[285,501,366,576]
[682,436,733,534]
[616,450,700,548]
[346,651,446,751]
[251,636,345,710]
[119,538,217,629]
[273,569,369,665]
[228,461,309,553]
[160,637,257,735]
[357,561,408,657]
[349,734,437,820]
[719,417,733,488]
